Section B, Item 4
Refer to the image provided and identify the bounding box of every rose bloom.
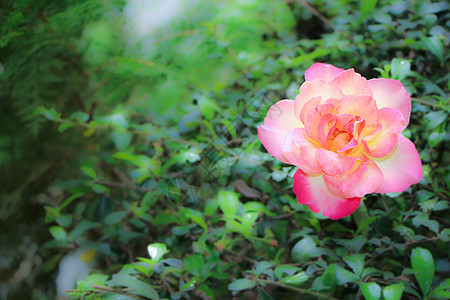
[258,63,422,219]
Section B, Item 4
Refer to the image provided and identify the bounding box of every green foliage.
[0,0,449,299]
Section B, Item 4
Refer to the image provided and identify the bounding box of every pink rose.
[258,63,422,219]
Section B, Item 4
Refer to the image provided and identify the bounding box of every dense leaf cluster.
[0,0,449,299]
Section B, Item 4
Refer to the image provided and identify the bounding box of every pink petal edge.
[258,100,303,164]
[372,135,422,193]
[282,128,322,174]
[293,169,361,219]
[368,78,411,125]
[305,63,345,82]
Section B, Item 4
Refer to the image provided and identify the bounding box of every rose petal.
[305,63,345,81]
[295,95,321,124]
[372,135,422,193]
[335,113,355,133]
[317,113,337,147]
[332,69,373,96]
[353,116,366,139]
[293,169,361,219]
[304,103,336,141]
[317,148,357,176]
[362,108,407,158]
[294,80,343,122]
[368,78,411,125]
[337,138,359,155]
[324,160,368,193]
[336,95,379,126]
[282,129,321,174]
[324,158,384,198]
[258,100,303,163]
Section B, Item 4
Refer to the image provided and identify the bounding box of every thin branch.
[411,97,440,107]
[91,285,146,300]
[364,236,440,267]
[95,180,151,192]
[291,0,336,31]
[258,279,339,300]
[224,248,258,264]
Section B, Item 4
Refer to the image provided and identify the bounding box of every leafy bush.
[0,0,448,299]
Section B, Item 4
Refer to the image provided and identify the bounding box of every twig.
[364,236,440,266]
[91,285,147,300]
[258,279,339,300]
[291,0,336,31]
[283,218,292,263]
[224,248,258,264]
[411,97,440,107]
[95,180,151,192]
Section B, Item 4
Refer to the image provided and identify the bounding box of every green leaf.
[356,216,379,235]
[198,283,215,299]
[280,272,309,286]
[69,220,99,238]
[49,226,67,242]
[242,212,259,231]
[221,118,236,139]
[179,279,197,292]
[411,247,435,296]
[202,120,221,143]
[412,214,439,233]
[344,254,365,277]
[322,264,337,291]
[291,237,321,263]
[420,36,445,65]
[56,214,72,228]
[57,122,75,132]
[204,198,219,216]
[244,201,275,217]
[428,131,445,148]
[428,279,450,298]
[91,183,110,194]
[154,213,179,225]
[255,261,274,276]
[228,278,256,291]
[383,283,404,300]
[182,208,208,233]
[334,236,367,253]
[424,111,447,130]
[111,131,132,151]
[40,107,61,121]
[147,243,168,262]
[110,273,159,300]
[112,152,152,168]
[360,282,381,300]
[81,165,97,180]
[274,265,302,280]
[104,211,127,225]
[334,264,359,285]
[141,192,157,211]
[77,273,109,290]
[390,58,411,81]
[184,254,204,278]
[360,0,379,21]
[257,286,275,300]
[361,267,382,279]
[59,192,84,212]
[218,190,239,217]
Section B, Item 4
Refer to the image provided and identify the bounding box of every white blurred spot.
[110,112,128,128]
[56,249,95,299]
[124,0,185,48]
[147,244,158,259]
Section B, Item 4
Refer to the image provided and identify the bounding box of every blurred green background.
[0,0,449,299]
